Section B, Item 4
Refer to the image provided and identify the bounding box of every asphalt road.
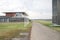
[30,22,60,40]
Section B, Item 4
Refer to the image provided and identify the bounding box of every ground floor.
[0,17,29,22]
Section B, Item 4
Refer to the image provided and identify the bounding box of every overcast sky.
[0,0,52,19]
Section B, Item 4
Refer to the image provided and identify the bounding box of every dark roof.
[0,16,10,18]
[23,12,28,16]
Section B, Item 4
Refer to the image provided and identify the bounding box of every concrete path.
[31,22,60,40]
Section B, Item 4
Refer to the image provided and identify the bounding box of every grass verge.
[0,22,32,39]
[35,20,60,32]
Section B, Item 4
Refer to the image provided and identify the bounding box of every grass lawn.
[0,22,32,38]
[35,20,60,32]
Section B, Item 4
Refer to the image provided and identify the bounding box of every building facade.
[52,0,60,25]
[0,12,29,22]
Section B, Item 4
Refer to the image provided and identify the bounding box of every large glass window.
[16,12,22,17]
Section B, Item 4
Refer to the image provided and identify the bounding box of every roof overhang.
[3,12,28,16]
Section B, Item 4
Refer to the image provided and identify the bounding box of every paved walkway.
[31,22,60,40]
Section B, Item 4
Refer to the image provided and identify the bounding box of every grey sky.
[22,0,52,12]
[0,0,52,19]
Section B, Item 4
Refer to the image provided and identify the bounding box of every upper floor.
[4,12,28,18]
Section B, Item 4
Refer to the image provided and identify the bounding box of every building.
[52,0,60,25]
[0,12,29,22]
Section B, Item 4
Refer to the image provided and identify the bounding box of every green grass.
[52,27,60,31]
[35,20,60,32]
[35,20,52,26]
[0,22,32,38]
[0,22,24,32]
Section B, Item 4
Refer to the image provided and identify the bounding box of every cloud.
[21,0,52,19]
[26,11,52,19]
[0,0,27,12]
[0,0,52,19]
[22,0,52,13]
